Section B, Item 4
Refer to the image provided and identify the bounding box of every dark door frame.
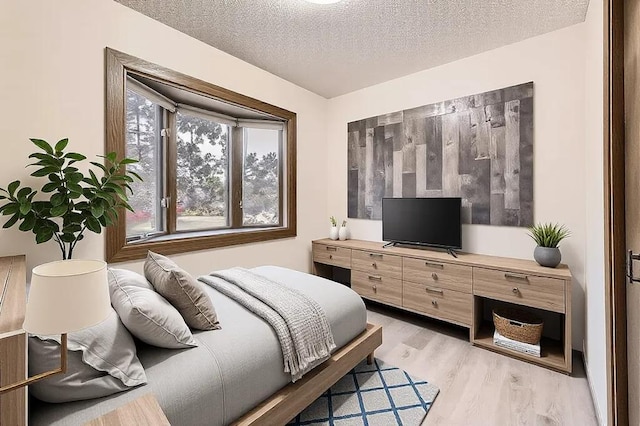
[605,0,627,424]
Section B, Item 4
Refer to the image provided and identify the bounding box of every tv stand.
[311,238,573,374]
[382,241,397,248]
[448,248,458,258]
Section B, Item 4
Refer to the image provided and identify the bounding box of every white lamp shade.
[23,260,111,335]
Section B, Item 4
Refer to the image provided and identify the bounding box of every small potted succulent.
[528,223,571,268]
[329,216,338,240]
[338,220,348,241]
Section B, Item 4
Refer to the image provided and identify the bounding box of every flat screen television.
[382,197,462,250]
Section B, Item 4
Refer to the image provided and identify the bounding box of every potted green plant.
[528,223,571,268]
[0,138,141,259]
[329,216,338,240]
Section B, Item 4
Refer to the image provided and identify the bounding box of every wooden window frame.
[105,48,297,263]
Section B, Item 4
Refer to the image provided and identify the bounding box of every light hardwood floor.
[365,304,598,426]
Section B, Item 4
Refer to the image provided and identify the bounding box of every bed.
[29,266,381,425]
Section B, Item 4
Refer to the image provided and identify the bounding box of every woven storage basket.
[493,307,543,344]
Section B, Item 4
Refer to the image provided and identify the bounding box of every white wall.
[583,0,607,423]
[0,0,328,276]
[327,24,588,350]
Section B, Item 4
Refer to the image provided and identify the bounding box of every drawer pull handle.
[505,273,528,281]
[326,246,337,251]
[425,287,444,295]
[372,262,377,268]
[329,254,333,260]
[425,262,444,269]
[431,272,438,280]
[512,287,520,294]
[368,275,382,281]
[369,253,383,258]
[373,285,377,292]
[431,300,438,307]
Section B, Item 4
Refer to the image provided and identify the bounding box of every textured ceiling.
[115,0,590,98]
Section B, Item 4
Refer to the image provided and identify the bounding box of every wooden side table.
[85,394,170,426]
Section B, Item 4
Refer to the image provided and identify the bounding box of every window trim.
[105,48,297,263]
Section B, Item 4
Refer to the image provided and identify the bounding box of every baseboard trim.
[582,343,605,426]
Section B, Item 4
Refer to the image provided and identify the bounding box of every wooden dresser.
[0,255,27,426]
[312,239,573,373]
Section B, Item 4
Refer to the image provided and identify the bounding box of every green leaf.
[18,213,36,231]
[89,169,100,186]
[119,158,138,165]
[28,152,54,162]
[30,139,53,155]
[3,214,20,229]
[7,180,20,197]
[62,224,82,234]
[19,201,31,215]
[54,138,69,152]
[30,166,58,177]
[63,167,79,174]
[50,193,66,207]
[105,152,117,163]
[60,233,76,243]
[16,187,32,201]
[42,182,59,193]
[128,171,143,181]
[91,203,104,218]
[67,172,84,184]
[68,190,82,200]
[67,182,83,194]
[85,216,101,233]
[90,161,108,173]
[50,204,68,217]
[1,203,19,216]
[35,228,54,244]
[48,173,61,183]
[64,152,86,161]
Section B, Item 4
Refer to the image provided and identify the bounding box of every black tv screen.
[382,198,462,249]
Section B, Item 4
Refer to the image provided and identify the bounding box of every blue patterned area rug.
[288,359,439,426]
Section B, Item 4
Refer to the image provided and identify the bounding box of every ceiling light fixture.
[304,0,343,4]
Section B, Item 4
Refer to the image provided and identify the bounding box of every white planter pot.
[329,226,339,240]
[338,226,348,241]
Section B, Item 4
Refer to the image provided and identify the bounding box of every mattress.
[30,266,367,426]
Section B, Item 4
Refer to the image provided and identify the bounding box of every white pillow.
[108,268,198,349]
[29,307,146,403]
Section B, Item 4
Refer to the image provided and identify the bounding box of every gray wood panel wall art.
[347,82,534,227]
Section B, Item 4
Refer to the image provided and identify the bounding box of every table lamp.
[0,259,111,394]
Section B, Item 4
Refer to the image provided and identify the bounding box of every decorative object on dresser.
[84,393,169,426]
[347,82,534,227]
[528,222,571,268]
[329,216,339,240]
[339,220,348,241]
[1,259,112,396]
[312,239,573,373]
[0,138,141,259]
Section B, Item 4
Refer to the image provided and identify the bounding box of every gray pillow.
[144,251,221,330]
[28,307,147,403]
[108,268,197,349]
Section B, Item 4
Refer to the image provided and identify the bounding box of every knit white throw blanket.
[199,268,336,382]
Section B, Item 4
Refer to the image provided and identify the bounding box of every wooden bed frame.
[234,323,382,425]
[0,255,383,425]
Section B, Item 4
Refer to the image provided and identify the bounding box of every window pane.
[176,112,229,231]
[243,128,280,226]
[125,89,162,238]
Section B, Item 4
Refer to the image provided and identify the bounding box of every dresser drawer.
[473,268,566,313]
[403,257,472,293]
[312,244,351,268]
[351,250,402,279]
[351,270,402,306]
[402,280,472,326]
